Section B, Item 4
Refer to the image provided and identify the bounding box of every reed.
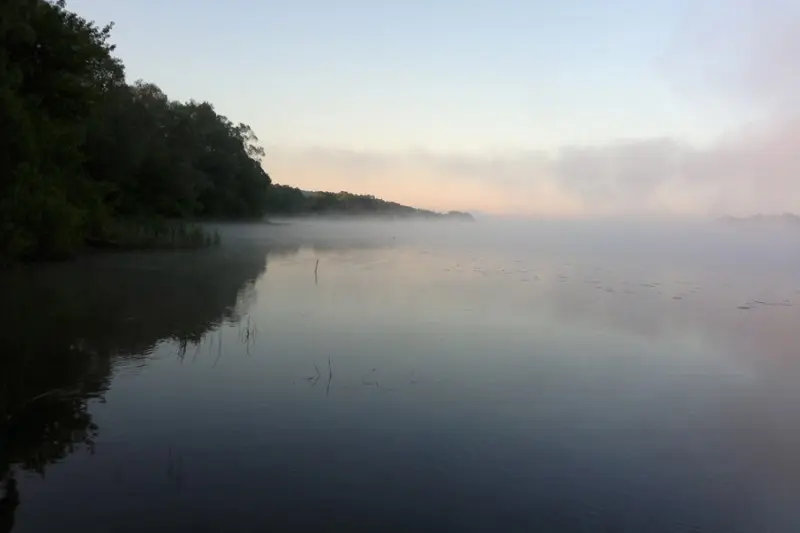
[88,219,221,251]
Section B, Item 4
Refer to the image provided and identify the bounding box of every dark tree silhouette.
[1,1,272,261]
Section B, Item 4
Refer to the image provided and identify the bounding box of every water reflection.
[0,244,285,528]
[1,222,799,532]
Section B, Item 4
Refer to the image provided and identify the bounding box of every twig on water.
[326,356,333,396]
[16,387,77,412]
[307,362,321,386]
[212,329,223,368]
[314,259,319,285]
[25,388,66,404]
[177,338,188,363]
[192,341,202,363]
[237,317,257,355]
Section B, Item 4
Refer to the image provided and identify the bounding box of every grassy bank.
[88,219,221,252]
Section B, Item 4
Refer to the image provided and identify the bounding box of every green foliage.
[1,1,272,261]
[1,0,123,260]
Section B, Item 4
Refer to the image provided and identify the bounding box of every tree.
[1,1,274,261]
[1,0,124,259]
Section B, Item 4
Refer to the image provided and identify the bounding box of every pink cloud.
[264,0,800,218]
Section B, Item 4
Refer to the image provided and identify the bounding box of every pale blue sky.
[70,0,736,152]
[67,0,798,217]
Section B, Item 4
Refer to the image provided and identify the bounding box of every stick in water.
[326,356,333,396]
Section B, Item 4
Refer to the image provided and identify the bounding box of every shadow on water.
[0,243,299,530]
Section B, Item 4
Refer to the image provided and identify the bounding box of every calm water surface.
[1,220,799,532]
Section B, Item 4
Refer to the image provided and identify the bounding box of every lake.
[1,219,799,532]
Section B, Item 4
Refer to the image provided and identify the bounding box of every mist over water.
[3,219,799,532]
[258,216,799,274]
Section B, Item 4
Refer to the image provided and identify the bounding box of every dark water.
[2,220,799,532]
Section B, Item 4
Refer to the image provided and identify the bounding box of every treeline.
[1,0,271,260]
[265,185,474,220]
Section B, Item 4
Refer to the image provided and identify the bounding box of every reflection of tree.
[0,477,19,533]
[0,244,280,522]
[0,331,111,487]
[0,350,108,474]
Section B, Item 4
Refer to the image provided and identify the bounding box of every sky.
[70,0,800,217]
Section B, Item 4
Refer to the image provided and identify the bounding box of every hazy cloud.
[266,0,800,218]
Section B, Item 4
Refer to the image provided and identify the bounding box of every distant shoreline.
[263,184,474,221]
[263,212,475,222]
